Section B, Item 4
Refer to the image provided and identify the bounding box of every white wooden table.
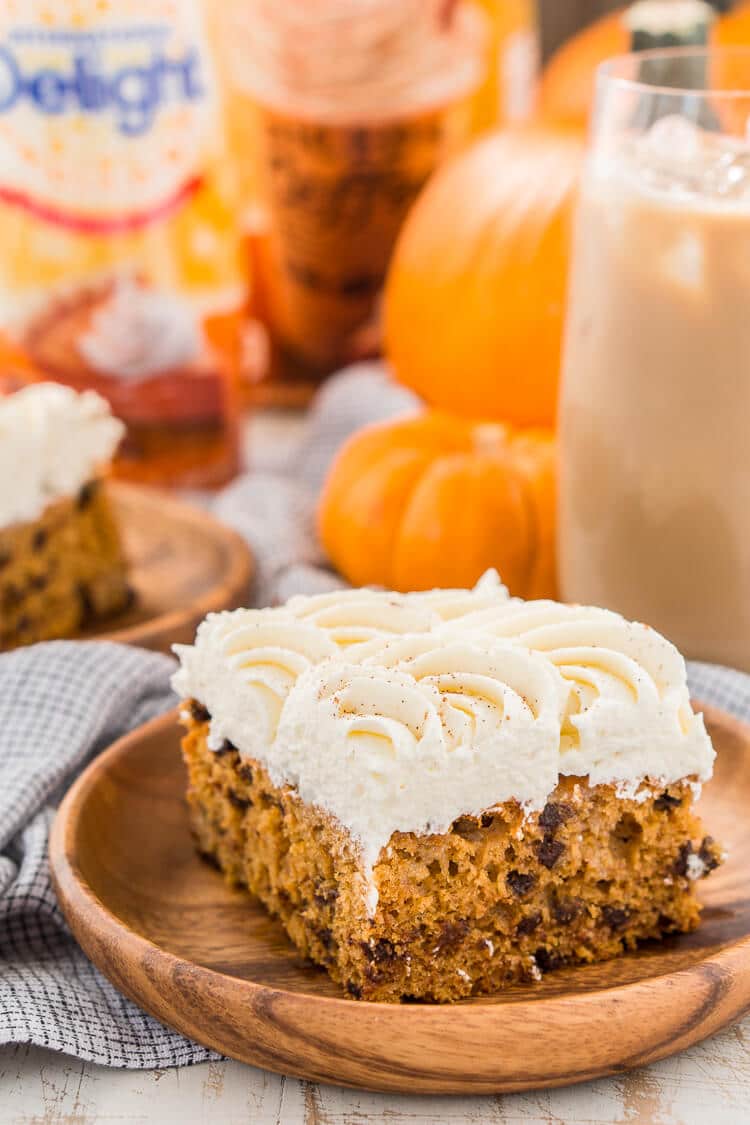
[2,1020,750,1125]
[3,410,749,1124]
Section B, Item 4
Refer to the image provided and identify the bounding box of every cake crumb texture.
[0,481,131,650]
[181,707,722,1003]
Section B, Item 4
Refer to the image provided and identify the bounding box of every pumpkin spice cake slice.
[0,382,131,650]
[173,575,721,1003]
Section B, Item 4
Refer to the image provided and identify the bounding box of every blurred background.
[541,1,622,57]
[4,0,750,669]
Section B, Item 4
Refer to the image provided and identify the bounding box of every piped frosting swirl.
[173,572,714,890]
[0,382,124,528]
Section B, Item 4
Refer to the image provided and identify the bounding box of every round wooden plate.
[80,483,254,652]
[50,705,750,1095]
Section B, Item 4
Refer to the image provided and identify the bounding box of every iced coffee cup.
[216,0,486,390]
[559,48,750,670]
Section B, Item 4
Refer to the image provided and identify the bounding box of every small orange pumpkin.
[383,126,584,429]
[318,410,556,598]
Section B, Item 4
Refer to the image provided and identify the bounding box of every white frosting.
[0,382,124,527]
[438,600,711,790]
[173,573,715,908]
[79,277,203,379]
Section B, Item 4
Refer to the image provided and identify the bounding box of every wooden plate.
[50,705,750,1095]
[80,483,254,652]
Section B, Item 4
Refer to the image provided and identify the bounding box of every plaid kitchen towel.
[0,641,219,1066]
[1,361,750,1067]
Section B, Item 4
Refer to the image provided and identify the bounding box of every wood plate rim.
[49,704,750,1095]
[92,482,254,651]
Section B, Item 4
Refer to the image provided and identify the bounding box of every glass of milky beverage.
[559,46,750,671]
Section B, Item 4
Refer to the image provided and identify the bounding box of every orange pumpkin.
[538,4,750,131]
[318,410,556,598]
[537,8,628,130]
[384,126,584,428]
[715,3,750,45]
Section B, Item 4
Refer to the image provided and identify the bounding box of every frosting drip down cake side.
[0,383,131,650]
[173,573,722,1002]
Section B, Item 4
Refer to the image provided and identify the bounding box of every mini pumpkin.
[318,410,556,598]
[383,126,584,429]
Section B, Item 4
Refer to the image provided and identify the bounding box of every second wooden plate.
[80,483,254,652]
[49,705,750,1094]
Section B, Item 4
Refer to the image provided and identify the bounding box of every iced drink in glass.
[560,49,750,669]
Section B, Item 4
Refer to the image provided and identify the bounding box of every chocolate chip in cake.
[76,480,100,509]
[2,583,22,609]
[362,938,396,964]
[316,927,335,953]
[673,841,693,877]
[538,802,574,830]
[31,528,47,553]
[78,583,95,623]
[658,913,679,934]
[189,700,211,723]
[314,887,339,908]
[553,897,584,926]
[613,813,643,846]
[506,870,536,897]
[237,763,254,784]
[227,790,252,811]
[261,792,284,812]
[197,849,221,871]
[601,905,629,931]
[534,947,561,972]
[536,835,565,870]
[654,792,682,811]
[0,550,10,571]
[516,911,542,936]
[698,836,720,873]
[16,615,31,634]
[28,574,47,592]
[435,919,470,953]
[480,812,495,828]
[346,981,362,999]
[214,739,238,757]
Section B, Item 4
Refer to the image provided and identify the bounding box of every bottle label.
[0,1,219,226]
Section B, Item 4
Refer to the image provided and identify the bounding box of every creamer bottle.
[0,0,245,486]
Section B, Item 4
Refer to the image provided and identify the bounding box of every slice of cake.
[0,382,131,650]
[173,573,721,1003]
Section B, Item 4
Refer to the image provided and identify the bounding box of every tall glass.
[559,49,750,670]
